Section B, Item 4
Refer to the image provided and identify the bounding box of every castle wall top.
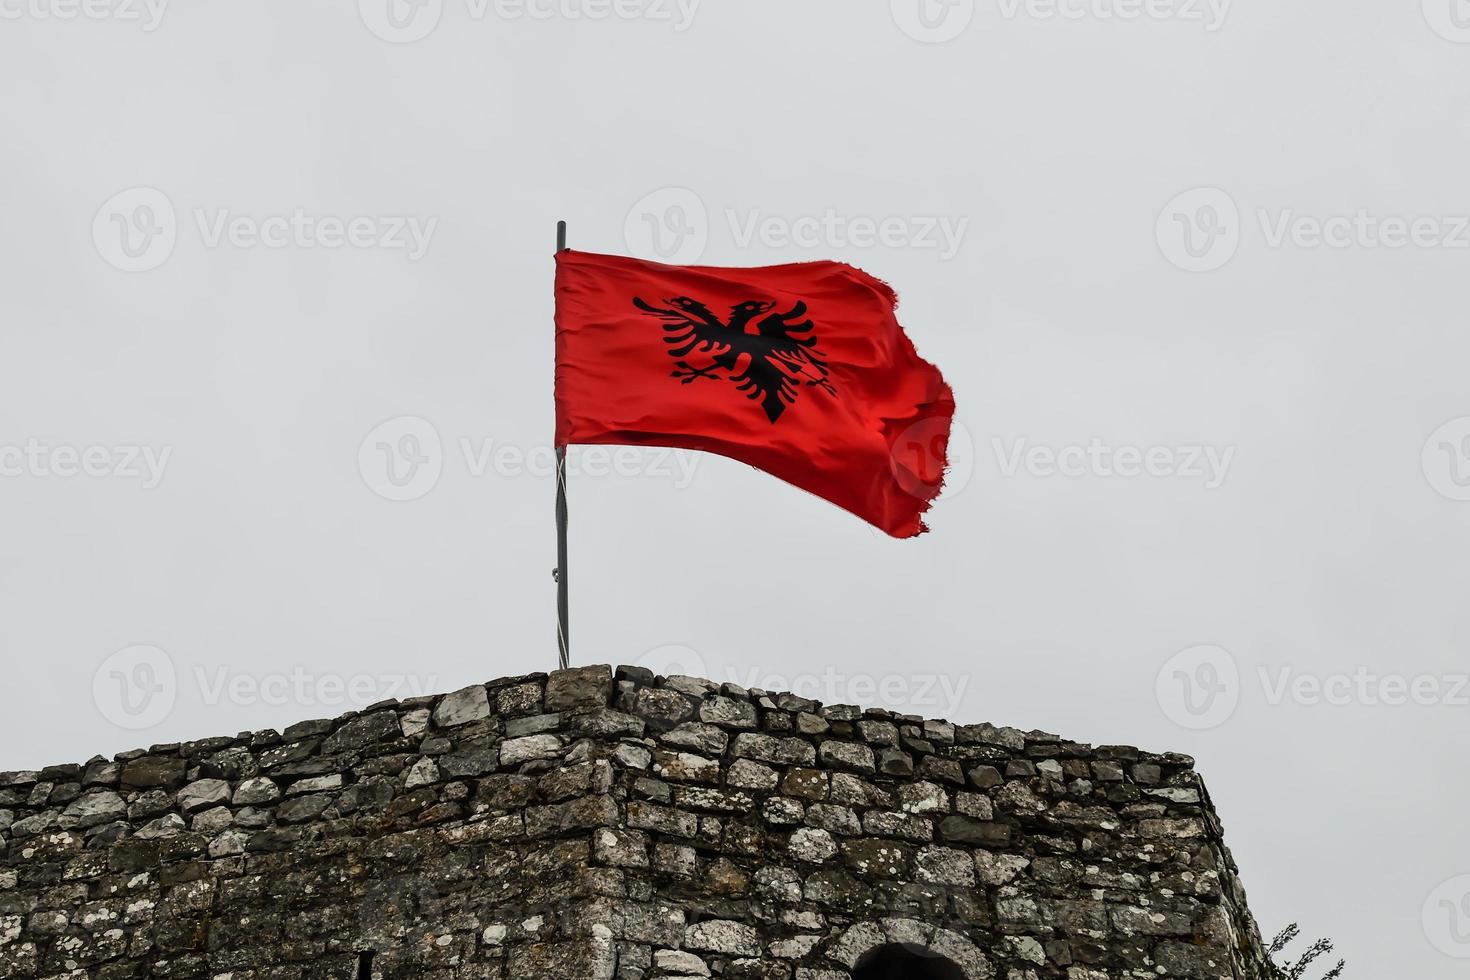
[0,664,1269,980]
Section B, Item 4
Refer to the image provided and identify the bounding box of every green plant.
[1268,924,1345,980]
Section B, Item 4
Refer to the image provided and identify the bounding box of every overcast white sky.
[4,1,1470,975]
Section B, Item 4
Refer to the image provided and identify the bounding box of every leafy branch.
[1268,924,1345,980]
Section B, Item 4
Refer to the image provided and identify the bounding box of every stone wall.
[0,665,1270,980]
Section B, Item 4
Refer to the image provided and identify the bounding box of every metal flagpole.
[554,220,570,669]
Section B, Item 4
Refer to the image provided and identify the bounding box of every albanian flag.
[554,250,955,538]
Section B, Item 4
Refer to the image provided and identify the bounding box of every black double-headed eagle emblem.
[633,296,836,423]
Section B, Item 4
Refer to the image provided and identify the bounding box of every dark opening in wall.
[852,944,967,980]
[355,950,375,980]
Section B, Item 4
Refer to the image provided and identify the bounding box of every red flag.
[554,250,955,538]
